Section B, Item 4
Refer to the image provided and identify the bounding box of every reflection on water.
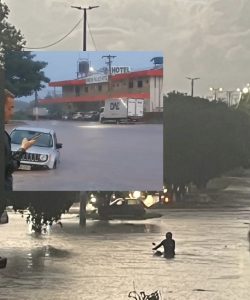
[58,219,160,235]
[26,245,71,269]
[0,210,250,300]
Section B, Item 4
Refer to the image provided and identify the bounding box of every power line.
[87,20,97,51]
[23,18,82,50]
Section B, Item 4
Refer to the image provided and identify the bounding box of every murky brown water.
[1,208,250,300]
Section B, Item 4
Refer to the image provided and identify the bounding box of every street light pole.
[186,77,200,97]
[237,85,250,108]
[71,5,99,51]
[209,87,223,101]
[226,90,234,106]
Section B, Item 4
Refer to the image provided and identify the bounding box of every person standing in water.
[153,232,175,258]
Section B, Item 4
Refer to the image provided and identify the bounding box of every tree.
[0,1,25,67]
[10,192,77,234]
[164,92,250,193]
[5,51,50,97]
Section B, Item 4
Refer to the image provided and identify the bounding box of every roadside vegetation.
[164,91,250,199]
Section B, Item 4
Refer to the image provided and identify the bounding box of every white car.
[10,126,62,170]
[72,112,84,120]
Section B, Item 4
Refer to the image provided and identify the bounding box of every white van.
[100,98,144,124]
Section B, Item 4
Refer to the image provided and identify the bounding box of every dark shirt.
[153,238,175,258]
[4,130,25,191]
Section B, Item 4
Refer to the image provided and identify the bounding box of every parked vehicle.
[62,114,69,120]
[87,192,146,219]
[99,98,144,124]
[83,111,100,121]
[72,112,84,120]
[31,107,49,118]
[98,198,145,218]
[62,113,74,120]
[10,127,62,170]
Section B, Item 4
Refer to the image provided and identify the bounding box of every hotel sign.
[86,74,108,84]
[111,66,131,74]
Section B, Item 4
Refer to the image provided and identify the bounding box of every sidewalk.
[164,168,250,210]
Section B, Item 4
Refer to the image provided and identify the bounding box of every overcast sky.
[5,0,250,98]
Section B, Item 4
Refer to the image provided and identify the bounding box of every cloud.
[4,0,250,95]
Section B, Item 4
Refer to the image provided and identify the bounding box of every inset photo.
[4,51,164,191]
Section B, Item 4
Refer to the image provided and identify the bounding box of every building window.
[129,81,133,88]
[75,86,80,96]
[146,79,149,84]
[85,86,88,93]
[137,80,143,88]
[98,85,102,92]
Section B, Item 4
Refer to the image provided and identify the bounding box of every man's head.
[166,232,172,239]
[4,89,15,123]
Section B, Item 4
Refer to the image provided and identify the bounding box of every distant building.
[39,67,163,113]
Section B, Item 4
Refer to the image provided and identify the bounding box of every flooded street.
[6,120,163,191]
[1,207,250,300]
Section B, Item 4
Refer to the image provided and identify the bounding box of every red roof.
[48,68,163,87]
[111,68,163,81]
[49,79,86,87]
[39,92,150,104]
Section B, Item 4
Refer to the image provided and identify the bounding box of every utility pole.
[102,55,117,97]
[71,5,99,51]
[79,191,87,227]
[34,90,38,121]
[102,55,117,75]
[186,77,200,97]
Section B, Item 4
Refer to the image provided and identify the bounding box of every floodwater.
[1,207,250,300]
[6,120,163,191]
